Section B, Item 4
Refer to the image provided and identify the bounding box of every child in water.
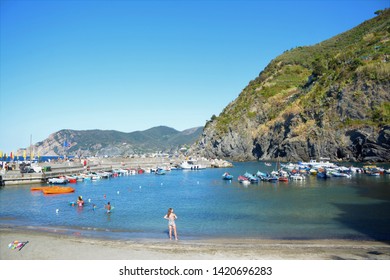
[105,202,111,213]
[77,196,84,207]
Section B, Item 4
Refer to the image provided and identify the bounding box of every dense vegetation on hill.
[33,126,203,156]
[192,9,390,162]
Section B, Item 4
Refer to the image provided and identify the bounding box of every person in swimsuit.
[164,208,178,240]
[77,196,84,207]
[105,201,111,213]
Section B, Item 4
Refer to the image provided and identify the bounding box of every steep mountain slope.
[191,9,390,162]
[32,126,203,156]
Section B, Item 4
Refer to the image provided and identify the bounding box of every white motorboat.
[180,160,205,170]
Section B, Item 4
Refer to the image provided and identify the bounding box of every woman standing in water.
[164,208,178,240]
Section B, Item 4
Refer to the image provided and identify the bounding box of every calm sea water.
[1,162,389,241]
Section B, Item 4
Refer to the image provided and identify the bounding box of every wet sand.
[1,228,390,260]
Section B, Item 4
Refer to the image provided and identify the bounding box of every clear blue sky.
[0,0,388,153]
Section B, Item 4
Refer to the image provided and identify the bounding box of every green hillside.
[194,9,390,162]
[34,126,203,156]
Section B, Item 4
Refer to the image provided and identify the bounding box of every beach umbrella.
[10,152,13,161]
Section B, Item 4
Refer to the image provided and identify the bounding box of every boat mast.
[30,134,32,164]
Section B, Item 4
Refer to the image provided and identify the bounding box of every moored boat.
[42,186,75,195]
[329,171,351,178]
[256,170,267,179]
[137,168,145,174]
[155,168,166,175]
[290,174,305,180]
[180,160,205,170]
[238,175,249,183]
[266,176,278,182]
[367,171,381,176]
[65,176,77,183]
[48,177,67,184]
[222,172,233,180]
[278,177,289,182]
[244,172,259,183]
[317,171,330,179]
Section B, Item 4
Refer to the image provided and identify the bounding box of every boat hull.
[42,186,75,195]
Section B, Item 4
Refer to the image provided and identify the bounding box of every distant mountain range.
[29,126,203,157]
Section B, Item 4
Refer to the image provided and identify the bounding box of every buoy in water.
[56,209,59,214]
[117,191,119,194]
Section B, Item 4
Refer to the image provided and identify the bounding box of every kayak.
[42,186,75,195]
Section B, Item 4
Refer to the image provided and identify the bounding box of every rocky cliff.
[190,9,390,162]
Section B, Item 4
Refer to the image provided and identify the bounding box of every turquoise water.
[1,162,390,241]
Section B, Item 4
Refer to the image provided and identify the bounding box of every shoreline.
[1,227,390,260]
[0,156,232,186]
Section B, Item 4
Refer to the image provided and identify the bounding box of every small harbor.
[0,156,232,186]
[0,161,389,243]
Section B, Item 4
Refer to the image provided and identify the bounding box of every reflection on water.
[333,176,390,243]
[0,162,389,241]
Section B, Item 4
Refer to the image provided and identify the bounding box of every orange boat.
[42,186,75,195]
[278,177,289,182]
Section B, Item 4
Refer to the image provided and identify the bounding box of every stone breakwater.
[0,156,232,186]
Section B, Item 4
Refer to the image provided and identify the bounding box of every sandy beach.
[1,227,390,260]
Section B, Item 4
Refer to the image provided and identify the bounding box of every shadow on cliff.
[333,182,390,244]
